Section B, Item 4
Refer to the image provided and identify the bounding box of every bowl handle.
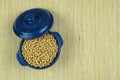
[16,50,28,66]
[51,32,63,48]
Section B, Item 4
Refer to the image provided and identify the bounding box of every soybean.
[22,33,58,68]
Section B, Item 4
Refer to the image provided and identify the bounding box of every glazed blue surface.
[13,8,63,70]
[13,8,53,39]
[17,32,63,69]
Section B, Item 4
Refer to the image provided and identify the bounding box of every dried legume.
[22,33,58,68]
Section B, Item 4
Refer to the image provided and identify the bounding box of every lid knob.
[24,13,40,26]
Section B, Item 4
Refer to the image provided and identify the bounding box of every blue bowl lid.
[13,8,53,39]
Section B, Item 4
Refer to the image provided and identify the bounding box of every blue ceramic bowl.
[16,32,63,70]
[13,8,63,70]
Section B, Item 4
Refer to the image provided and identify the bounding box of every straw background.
[0,0,120,80]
